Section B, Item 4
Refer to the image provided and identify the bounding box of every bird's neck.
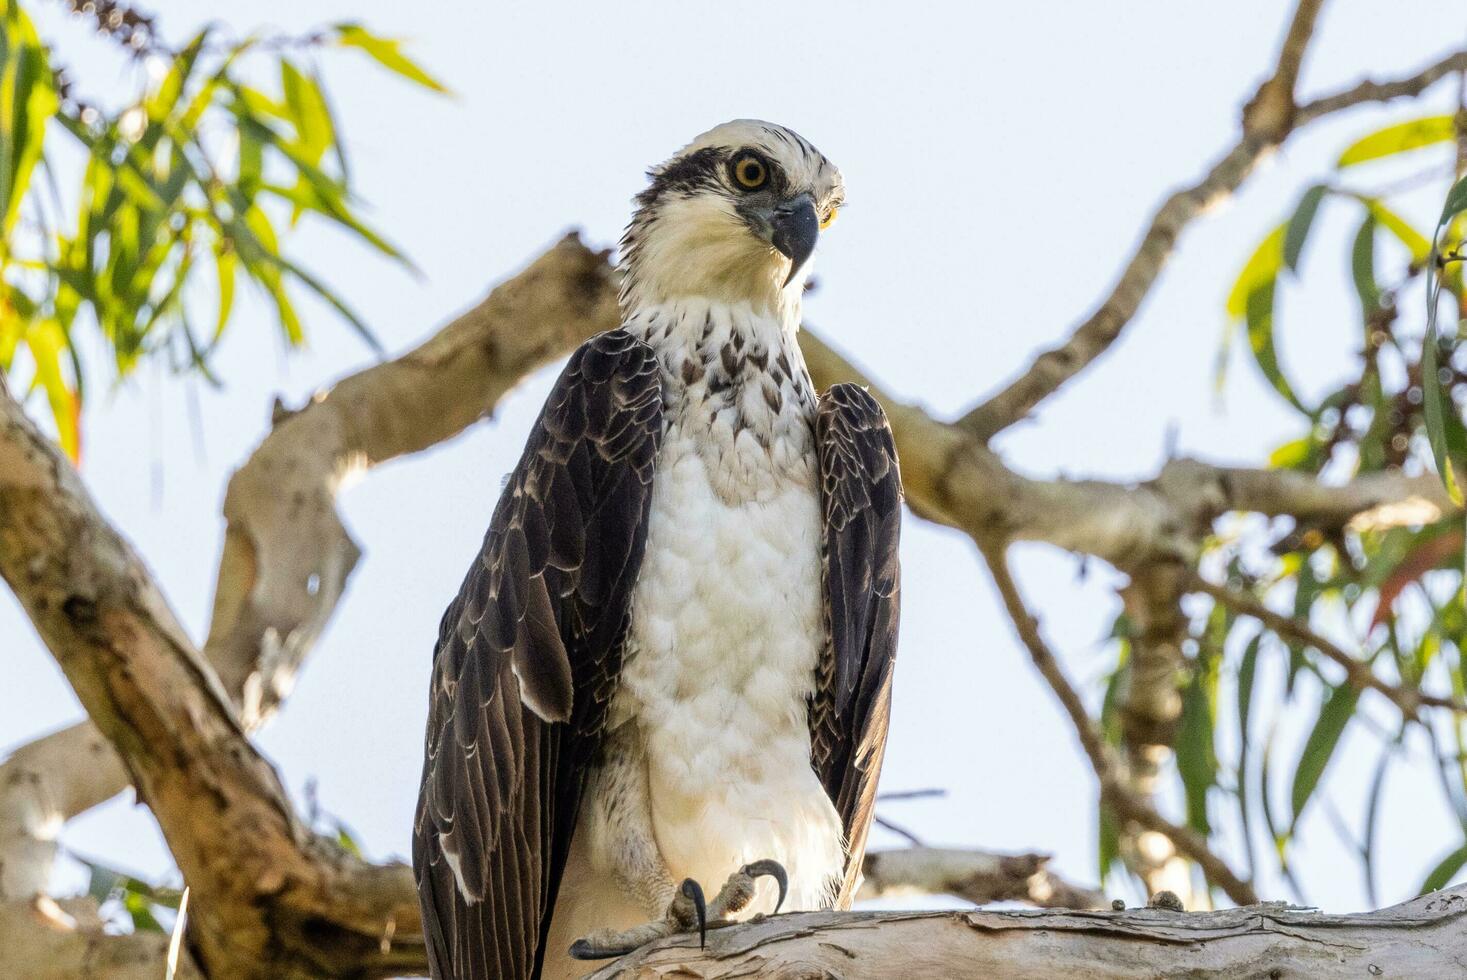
[623,295,805,367]
[622,297,820,498]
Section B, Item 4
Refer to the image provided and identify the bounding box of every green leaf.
[213,246,236,341]
[334,23,449,93]
[1440,173,1467,227]
[1097,802,1120,883]
[1283,184,1327,272]
[1226,224,1285,319]
[1268,436,1313,470]
[0,2,57,237]
[1235,635,1262,879]
[1418,839,1467,894]
[24,319,80,461]
[1245,281,1308,412]
[1351,214,1380,317]
[1176,654,1219,836]
[280,60,334,167]
[1421,314,1463,505]
[1338,116,1456,168]
[1290,683,1360,829]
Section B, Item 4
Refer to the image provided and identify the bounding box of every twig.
[957,34,1467,442]
[1188,573,1465,716]
[978,541,1261,906]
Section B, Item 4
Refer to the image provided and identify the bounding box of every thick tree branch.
[859,847,1103,910]
[1114,564,1194,904]
[0,388,425,979]
[589,885,1467,979]
[0,234,623,901]
[0,896,203,980]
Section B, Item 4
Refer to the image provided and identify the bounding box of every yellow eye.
[732,154,767,190]
[821,206,839,230]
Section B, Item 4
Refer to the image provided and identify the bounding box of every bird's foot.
[566,860,788,961]
[705,859,788,921]
[568,878,706,961]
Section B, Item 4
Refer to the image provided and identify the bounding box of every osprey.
[413,120,901,980]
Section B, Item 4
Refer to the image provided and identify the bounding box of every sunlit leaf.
[24,318,79,460]
[1338,116,1456,168]
[334,23,449,93]
[214,245,236,341]
[1268,436,1313,470]
[280,60,334,166]
[1364,199,1432,265]
[1226,224,1285,319]
[0,1,57,236]
[1290,683,1360,829]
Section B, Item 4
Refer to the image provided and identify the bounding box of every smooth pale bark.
[588,885,1467,980]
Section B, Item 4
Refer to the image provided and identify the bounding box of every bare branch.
[1297,50,1467,123]
[859,847,1104,911]
[956,38,1467,442]
[977,541,1260,905]
[0,896,204,980]
[589,884,1467,979]
[1189,573,1464,716]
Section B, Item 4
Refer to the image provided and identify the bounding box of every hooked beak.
[769,193,819,287]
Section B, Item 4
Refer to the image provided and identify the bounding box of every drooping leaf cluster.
[0,0,444,458]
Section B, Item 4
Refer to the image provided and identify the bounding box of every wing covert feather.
[413,330,662,979]
[809,382,902,908]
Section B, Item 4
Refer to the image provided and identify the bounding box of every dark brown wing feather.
[809,382,902,907]
[413,330,663,979]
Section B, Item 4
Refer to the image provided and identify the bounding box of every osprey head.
[620,120,845,313]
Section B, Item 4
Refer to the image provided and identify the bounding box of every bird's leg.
[568,861,789,961]
[568,877,706,960]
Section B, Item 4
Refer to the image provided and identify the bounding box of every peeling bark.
[588,885,1467,979]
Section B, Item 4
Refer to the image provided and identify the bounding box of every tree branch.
[977,541,1260,906]
[859,847,1104,910]
[588,884,1467,979]
[1188,573,1464,716]
[0,233,623,902]
[0,387,425,979]
[0,896,204,980]
[955,34,1467,442]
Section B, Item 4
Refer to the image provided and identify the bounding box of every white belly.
[608,435,843,912]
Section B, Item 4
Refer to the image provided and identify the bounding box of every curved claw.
[741,859,789,914]
[680,877,707,947]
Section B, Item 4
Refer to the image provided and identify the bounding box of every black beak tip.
[771,198,819,286]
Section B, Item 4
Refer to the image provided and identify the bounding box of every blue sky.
[3,0,1465,913]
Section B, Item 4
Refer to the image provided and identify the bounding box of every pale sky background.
[4,0,1466,920]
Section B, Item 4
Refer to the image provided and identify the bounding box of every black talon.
[569,938,635,961]
[742,859,789,915]
[680,877,707,947]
